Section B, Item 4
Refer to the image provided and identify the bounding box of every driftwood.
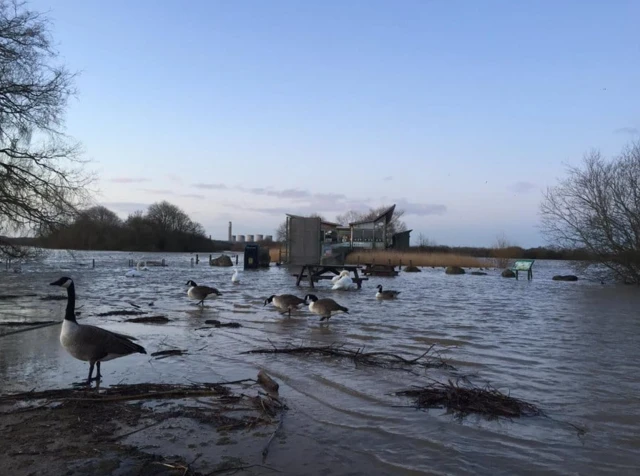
[0,320,57,327]
[0,321,61,337]
[97,310,147,317]
[39,295,67,301]
[257,370,279,394]
[242,343,453,370]
[395,379,542,419]
[151,349,188,359]
[0,382,230,404]
[124,315,170,324]
[204,319,242,328]
[0,293,37,300]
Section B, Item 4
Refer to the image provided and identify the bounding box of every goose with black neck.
[50,276,147,384]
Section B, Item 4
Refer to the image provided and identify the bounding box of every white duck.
[125,261,143,278]
[331,270,354,290]
[232,269,240,284]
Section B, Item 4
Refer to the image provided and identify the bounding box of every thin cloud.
[167,174,184,184]
[193,183,228,190]
[394,199,447,216]
[237,186,348,202]
[108,177,150,184]
[101,201,150,214]
[140,188,174,195]
[614,127,639,135]
[179,193,205,199]
[508,181,537,193]
[383,176,393,181]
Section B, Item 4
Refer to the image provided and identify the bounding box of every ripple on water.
[1,252,640,474]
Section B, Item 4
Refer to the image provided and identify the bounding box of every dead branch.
[204,319,242,328]
[151,349,188,359]
[241,343,453,370]
[124,315,170,324]
[262,411,285,463]
[96,309,146,317]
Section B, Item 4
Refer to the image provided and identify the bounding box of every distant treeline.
[37,201,230,253]
[411,244,593,261]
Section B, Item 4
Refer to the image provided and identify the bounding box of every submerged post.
[196,254,199,264]
[162,258,165,266]
[236,254,239,265]
[190,257,194,267]
[92,259,95,269]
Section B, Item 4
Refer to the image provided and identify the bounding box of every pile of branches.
[0,380,287,441]
[396,379,542,419]
[242,343,453,370]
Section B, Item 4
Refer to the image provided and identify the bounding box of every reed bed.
[346,250,489,268]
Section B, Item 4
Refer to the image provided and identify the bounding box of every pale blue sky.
[34,0,639,246]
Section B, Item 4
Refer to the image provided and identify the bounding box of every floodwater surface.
[1,250,639,475]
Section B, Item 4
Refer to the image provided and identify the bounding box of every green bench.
[511,259,535,280]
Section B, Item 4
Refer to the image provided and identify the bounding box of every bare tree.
[0,0,89,258]
[491,232,513,268]
[336,205,407,236]
[416,233,437,248]
[541,142,640,284]
[146,201,192,234]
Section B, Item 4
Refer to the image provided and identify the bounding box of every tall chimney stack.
[228,221,232,242]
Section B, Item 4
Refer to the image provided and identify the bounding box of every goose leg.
[87,361,95,382]
[96,361,102,380]
[288,308,292,318]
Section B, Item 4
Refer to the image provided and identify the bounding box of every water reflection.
[1,251,639,474]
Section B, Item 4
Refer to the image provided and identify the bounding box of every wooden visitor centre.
[283,204,411,270]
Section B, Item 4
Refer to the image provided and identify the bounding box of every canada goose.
[331,270,354,290]
[50,277,146,383]
[304,294,348,321]
[186,280,222,306]
[231,269,240,284]
[264,294,307,317]
[376,284,401,300]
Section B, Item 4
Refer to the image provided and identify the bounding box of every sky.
[30,0,640,247]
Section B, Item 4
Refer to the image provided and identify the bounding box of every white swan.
[140,261,149,271]
[125,261,143,278]
[232,269,240,284]
[331,270,354,290]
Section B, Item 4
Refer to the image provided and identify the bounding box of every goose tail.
[132,342,147,354]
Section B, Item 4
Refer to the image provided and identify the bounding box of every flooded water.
[1,250,639,475]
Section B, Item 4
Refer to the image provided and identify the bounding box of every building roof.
[393,229,412,236]
[349,204,396,226]
[285,213,340,228]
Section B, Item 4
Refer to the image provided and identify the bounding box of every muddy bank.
[0,380,285,476]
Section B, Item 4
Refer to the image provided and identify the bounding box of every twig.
[262,412,285,463]
[208,464,281,475]
[241,344,452,370]
[0,321,60,338]
[110,420,163,441]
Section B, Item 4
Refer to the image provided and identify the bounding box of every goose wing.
[317,298,349,313]
[196,285,220,295]
[77,324,147,356]
[279,294,305,305]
